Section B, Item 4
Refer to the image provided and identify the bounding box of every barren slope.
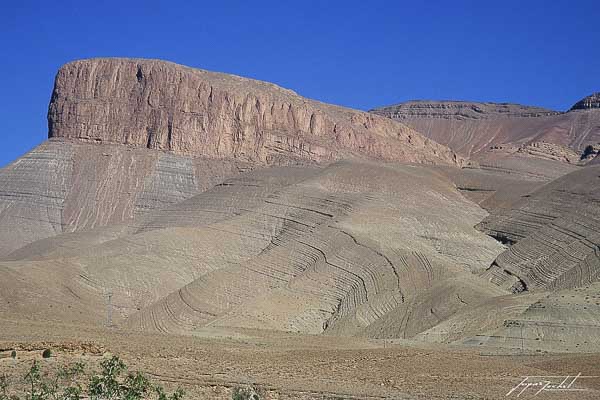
[478,164,600,292]
[371,98,600,161]
[0,161,506,340]
[0,140,246,257]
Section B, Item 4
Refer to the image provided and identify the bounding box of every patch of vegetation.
[232,385,261,400]
[10,351,16,360]
[41,349,52,359]
[581,144,596,159]
[0,356,184,400]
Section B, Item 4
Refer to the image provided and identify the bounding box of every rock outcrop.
[0,140,247,257]
[0,161,504,337]
[48,58,463,166]
[370,97,600,160]
[478,164,600,292]
[0,58,469,257]
[2,57,598,356]
[570,92,600,110]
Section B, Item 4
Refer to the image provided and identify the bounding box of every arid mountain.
[0,161,505,339]
[49,58,463,166]
[370,97,600,161]
[479,164,600,292]
[0,58,464,257]
[0,57,599,378]
[0,140,246,257]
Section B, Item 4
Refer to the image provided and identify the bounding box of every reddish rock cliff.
[48,58,463,166]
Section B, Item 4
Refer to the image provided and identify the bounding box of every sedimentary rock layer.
[478,164,600,292]
[48,58,463,166]
[1,58,469,259]
[0,140,245,257]
[0,161,505,338]
[371,98,600,159]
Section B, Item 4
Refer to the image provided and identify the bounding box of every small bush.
[41,349,52,359]
[232,385,261,400]
[10,351,16,359]
[581,144,596,159]
[0,356,184,400]
[1,374,9,400]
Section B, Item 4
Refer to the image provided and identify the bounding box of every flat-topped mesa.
[570,92,600,111]
[48,58,464,166]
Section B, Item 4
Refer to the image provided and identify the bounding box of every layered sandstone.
[478,164,600,292]
[0,58,469,257]
[48,58,463,166]
[0,140,246,257]
[0,161,504,338]
[371,98,600,160]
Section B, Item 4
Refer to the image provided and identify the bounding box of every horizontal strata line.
[503,320,600,328]
[262,200,335,218]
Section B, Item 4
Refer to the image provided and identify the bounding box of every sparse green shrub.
[232,386,261,400]
[0,356,183,400]
[10,351,16,360]
[23,360,42,399]
[155,386,185,400]
[581,144,596,159]
[88,356,127,399]
[88,356,184,400]
[1,374,10,400]
[41,349,52,359]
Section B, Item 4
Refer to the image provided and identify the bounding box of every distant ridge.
[370,94,600,159]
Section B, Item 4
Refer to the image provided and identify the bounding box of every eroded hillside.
[371,98,600,162]
[0,58,599,358]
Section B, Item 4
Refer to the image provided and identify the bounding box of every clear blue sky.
[1,0,599,167]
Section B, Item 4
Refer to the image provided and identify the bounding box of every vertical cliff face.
[48,58,463,166]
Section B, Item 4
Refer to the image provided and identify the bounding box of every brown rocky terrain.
[2,320,600,400]
[49,58,462,166]
[0,140,247,257]
[478,164,600,292]
[0,58,599,399]
[0,160,505,337]
[0,58,464,258]
[370,98,600,162]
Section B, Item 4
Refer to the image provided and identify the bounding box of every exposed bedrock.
[0,140,246,257]
[48,58,463,166]
[1,57,469,264]
[570,92,600,110]
[370,97,600,160]
[122,161,505,337]
[479,165,600,292]
[0,161,504,339]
